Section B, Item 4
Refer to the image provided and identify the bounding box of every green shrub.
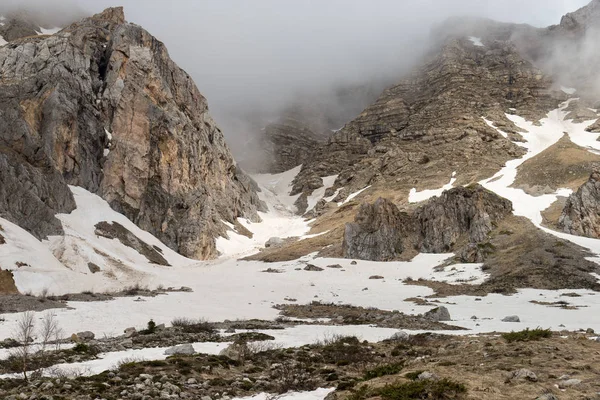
[171,317,215,334]
[502,328,551,343]
[377,378,467,399]
[364,362,404,380]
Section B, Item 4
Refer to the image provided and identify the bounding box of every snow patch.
[38,27,61,35]
[234,388,335,400]
[468,36,484,46]
[338,185,371,205]
[408,172,456,203]
[306,175,338,212]
[561,86,577,95]
[482,117,508,138]
[0,35,6,46]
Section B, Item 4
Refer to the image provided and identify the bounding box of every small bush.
[139,319,157,335]
[364,362,404,380]
[404,370,425,381]
[502,328,551,343]
[171,317,215,334]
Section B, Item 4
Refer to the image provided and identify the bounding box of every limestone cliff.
[0,7,264,259]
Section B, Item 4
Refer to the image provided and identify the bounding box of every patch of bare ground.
[406,215,600,297]
[274,302,465,330]
[512,134,600,195]
[541,196,567,230]
[0,269,18,295]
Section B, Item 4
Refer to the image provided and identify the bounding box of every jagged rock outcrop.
[0,17,40,41]
[558,166,600,237]
[343,185,512,261]
[343,198,416,261]
[0,7,264,259]
[415,185,513,252]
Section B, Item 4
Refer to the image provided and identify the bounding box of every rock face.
[558,167,600,237]
[343,198,416,261]
[343,186,512,261]
[415,185,513,253]
[0,7,264,259]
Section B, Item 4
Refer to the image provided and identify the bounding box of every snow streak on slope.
[480,101,600,257]
[408,172,456,203]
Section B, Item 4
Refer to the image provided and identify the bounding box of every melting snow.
[338,185,371,205]
[408,172,456,203]
[482,117,508,138]
[561,86,577,95]
[234,388,335,400]
[306,174,338,212]
[468,36,484,47]
[0,35,6,46]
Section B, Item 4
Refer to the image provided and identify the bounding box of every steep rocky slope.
[0,7,264,260]
[559,166,600,237]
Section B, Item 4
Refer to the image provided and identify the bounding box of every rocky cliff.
[343,185,512,261]
[0,7,264,259]
[558,166,600,238]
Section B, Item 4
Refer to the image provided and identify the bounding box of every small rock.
[265,237,283,248]
[369,275,384,279]
[201,396,212,400]
[502,315,520,322]
[304,264,324,271]
[124,327,137,338]
[75,331,95,341]
[471,315,478,320]
[558,378,581,388]
[586,328,595,334]
[389,331,410,341]
[350,261,357,265]
[326,264,343,269]
[417,371,439,381]
[424,306,451,321]
[512,368,538,382]
[164,344,195,356]
[187,378,197,384]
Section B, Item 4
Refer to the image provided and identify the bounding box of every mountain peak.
[91,7,125,25]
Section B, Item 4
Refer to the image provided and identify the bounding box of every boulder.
[558,378,581,388]
[304,264,324,271]
[124,327,137,338]
[502,315,520,322]
[164,344,195,356]
[424,306,451,322]
[511,368,538,382]
[265,237,283,248]
[75,331,95,341]
[389,331,410,341]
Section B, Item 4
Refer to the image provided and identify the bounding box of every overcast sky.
[1,0,593,151]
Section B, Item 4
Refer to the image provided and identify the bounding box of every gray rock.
[124,327,137,338]
[424,306,451,322]
[265,237,283,248]
[389,331,410,341]
[326,264,343,269]
[303,264,324,271]
[558,378,581,388]
[369,275,384,279]
[76,331,95,341]
[417,371,439,381]
[502,315,520,322]
[164,344,195,356]
[512,368,538,382]
[535,395,558,400]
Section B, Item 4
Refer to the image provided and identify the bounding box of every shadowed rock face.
[343,185,512,261]
[0,7,265,259]
[559,166,600,238]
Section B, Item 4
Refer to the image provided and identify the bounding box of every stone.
[303,264,324,271]
[512,368,538,382]
[369,275,384,279]
[124,327,137,338]
[424,306,451,322]
[417,371,439,381]
[502,315,520,322]
[164,344,195,356]
[75,331,95,341]
[265,237,283,248]
[326,264,343,269]
[536,394,558,400]
[558,378,582,388]
[389,331,410,341]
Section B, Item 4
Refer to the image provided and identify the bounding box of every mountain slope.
[0,7,264,261]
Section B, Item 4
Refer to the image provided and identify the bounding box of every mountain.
[0,7,264,267]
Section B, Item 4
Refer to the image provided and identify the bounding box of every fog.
[1,0,592,167]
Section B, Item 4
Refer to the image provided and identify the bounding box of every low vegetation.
[502,328,552,343]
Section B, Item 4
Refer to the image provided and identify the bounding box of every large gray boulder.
[164,344,195,356]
